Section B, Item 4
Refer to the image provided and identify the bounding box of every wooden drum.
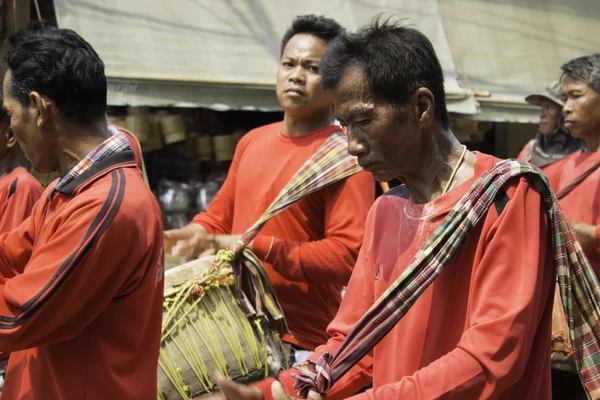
[158,256,287,399]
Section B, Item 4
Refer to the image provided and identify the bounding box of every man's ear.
[414,87,435,129]
[29,91,54,128]
[5,127,17,149]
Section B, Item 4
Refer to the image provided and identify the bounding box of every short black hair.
[320,16,450,129]
[4,20,107,125]
[0,95,8,128]
[561,54,600,94]
[280,15,344,56]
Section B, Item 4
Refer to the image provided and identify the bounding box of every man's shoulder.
[12,167,44,194]
[241,121,283,142]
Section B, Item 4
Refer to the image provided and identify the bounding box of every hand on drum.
[205,373,297,400]
[164,224,219,261]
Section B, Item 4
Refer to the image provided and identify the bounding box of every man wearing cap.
[518,81,584,186]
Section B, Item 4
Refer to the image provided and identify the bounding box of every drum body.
[158,256,287,399]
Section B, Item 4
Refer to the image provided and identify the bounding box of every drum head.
[164,255,217,297]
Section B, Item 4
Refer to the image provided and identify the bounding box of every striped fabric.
[52,133,131,195]
[215,130,363,334]
[292,159,600,400]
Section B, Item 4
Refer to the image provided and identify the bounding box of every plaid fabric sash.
[292,159,600,400]
[214,130,363,333]
[52,133,131,195]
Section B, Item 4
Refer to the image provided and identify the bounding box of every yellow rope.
[157,253,270,399]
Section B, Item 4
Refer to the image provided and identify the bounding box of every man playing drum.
[165,15,374,361]
[212,18,565,400]
[0,22,163,399]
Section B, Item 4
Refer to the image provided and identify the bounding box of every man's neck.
[400,129,475,204]
[57,121,110,177]
[586,134,600,153]
[282,109,335,137]
[0,154,19,178]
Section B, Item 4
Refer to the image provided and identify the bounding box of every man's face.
[539,99,562,136]
[275,33,332,117]
[2,69,55,172]
[562,75,600,140]
[332,66,421,183]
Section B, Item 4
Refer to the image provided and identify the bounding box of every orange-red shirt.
[0,151,164,399]
[192,122,374,350]
[548,150,600,276]
[0,167,43,234]
[259,152,554,399]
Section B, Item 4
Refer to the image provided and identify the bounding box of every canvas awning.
[54,0,599,121]
[439,0,600,122]
[53,0,477,114]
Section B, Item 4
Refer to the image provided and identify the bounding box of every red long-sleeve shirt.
[192,122,374,350]
[0,167,43,235]
[547,150,600,276]
[0,151,164,399]
[259,152,554,399]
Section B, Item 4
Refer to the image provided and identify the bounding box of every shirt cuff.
[188,217,216,234]
[251,235,276,263]
[251,378,277,400]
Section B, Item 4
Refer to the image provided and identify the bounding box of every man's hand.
[164,225,245,262]
[571,221,596,249]
[164,224,215,261]
[204,373,297,399]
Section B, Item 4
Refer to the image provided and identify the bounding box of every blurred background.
[1,0,598,228]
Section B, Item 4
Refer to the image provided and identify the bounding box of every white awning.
[54,0,477,115]
[54,0,599,121]
[439,0,600,122]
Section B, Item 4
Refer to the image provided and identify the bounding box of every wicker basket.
[213,135,236,161]
[160,115,187,145]
[195,136,213,161]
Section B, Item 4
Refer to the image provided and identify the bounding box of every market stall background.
[3,0,600,228]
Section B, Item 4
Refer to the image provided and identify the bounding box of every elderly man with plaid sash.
[212,18,600,400]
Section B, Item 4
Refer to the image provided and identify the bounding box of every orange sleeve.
[251,171,375,285]
[191,140,249,235]
[351,181,554,399]
[0,191,161,352]
[0,176,43,235]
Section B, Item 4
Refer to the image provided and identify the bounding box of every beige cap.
[525,80,564,107]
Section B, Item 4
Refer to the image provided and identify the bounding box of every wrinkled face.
[332,66,422,183]
[275,34,332,117]
[2,69,55,173]
[539,99,562,136]
[562,76,600,140]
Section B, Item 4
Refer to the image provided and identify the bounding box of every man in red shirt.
[547,54,600,275]
[0,104,43,234]
[0,103,44,390]
[0,21,163,399]
[213,18,555,400]
[542,54,600,398]
[165,15,374,357]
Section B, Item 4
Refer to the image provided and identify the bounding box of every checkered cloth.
[52,133,131,195]
[217,129,363,335]
[292,159,600,400]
